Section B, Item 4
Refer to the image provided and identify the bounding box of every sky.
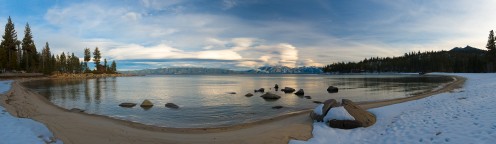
[0,0,495,70]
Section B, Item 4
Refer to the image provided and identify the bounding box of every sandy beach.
[0,75,465,144]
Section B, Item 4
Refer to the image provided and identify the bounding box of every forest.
[0,17,117,74]
[323,30,496,73]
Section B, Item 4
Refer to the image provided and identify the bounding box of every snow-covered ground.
[291,73,496,144]
[0,80,62,144]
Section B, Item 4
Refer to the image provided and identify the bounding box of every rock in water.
[260,92,281,100]
[342,99,376,127]
[327,86,339,93]
[140,99,154,108]
[227,92,236,94]
[254,88,265,93]
[119,103,137,108]
[294,89,304,96]
[272,106,283,109]
[281,87,296,93]
[165,103,179,109]
[304,96,312,99]
[274,84,279,91]
[245,93,254,97]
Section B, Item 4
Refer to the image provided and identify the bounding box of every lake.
[23,74,453,128]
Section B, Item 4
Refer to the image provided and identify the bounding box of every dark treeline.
[0,17,117,74]
[323,30,496,73]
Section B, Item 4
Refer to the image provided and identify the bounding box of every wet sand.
[0,75,465,144]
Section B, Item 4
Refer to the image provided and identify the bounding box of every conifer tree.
[110,60,117,73]
[0,16,19,70]
[21,23,37,72]
[84,48,91,72]
[486,30,496,71]
[93,47,101,71]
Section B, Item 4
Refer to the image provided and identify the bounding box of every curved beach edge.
[0,75,465,144]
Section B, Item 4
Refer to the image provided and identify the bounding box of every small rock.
[119,102,137,108]
[328,120,362,129]
[70,108,85,112]
[304,96,312,99]
[281,87,296,93]
[272,106,283,109]
[254,88,265,93]
[274,84,279,89]
[260,92,281,100]
[245,93,254,97]
[327,86,339,93]
[227,92,236,94]
[294,89,304,96]
[313,101,322,104]
[140,99,154,108]
[165,103,179,109]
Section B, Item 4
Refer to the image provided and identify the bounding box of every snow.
[313,104,324,115]
[0,80,62,144]
[291,73,496,144]
[323,107,355,121]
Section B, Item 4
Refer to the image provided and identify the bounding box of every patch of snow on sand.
[0,80,62,144]
[291,73,496,144]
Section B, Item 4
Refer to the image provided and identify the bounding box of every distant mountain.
[121,66,324,75]
[247,65,323,74]
[121,67,241,75]
[449,45,486,54]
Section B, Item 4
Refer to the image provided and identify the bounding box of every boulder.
[327,86,339,93]
[310,99,339,122]
[342,99,376,127]
[245,93,254,97]
[272,106,283,109]
[304,96,312,99]
[165,103,179,109]
[294,89,304,96]
[260,92,281,100]
[281,87,296,93]
[140,99,154,108]
[254,88,265,93]
[119,102,137,108]
[274,84,279,91]
[322,99,339,117]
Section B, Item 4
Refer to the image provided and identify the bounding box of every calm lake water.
[23,74,453,128]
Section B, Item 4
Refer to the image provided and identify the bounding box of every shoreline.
[0,75,466,144]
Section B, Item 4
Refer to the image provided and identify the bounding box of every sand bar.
[0,75,465,144]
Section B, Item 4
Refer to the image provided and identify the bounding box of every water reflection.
[23,74,453,128]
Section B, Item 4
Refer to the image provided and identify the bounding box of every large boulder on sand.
[294,89,304,96]
[140,99,154,108]
[119,102,137,108]
[281,87,296,93]
[165,103,179,109]
[327,86,339,93]
[260,92,281,100]
[341,99,376,127]
[310,99,339,122]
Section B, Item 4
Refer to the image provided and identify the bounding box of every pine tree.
[486,30,496,51]
[486,30,496,71]
[93,47,101,71]
[0,16,19,71]
[84,48,91,72]
[103,58,108,72]
[21,23,37,72]
[110,60,117,73]
[60,52,66,72]
[41,42,52,74]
